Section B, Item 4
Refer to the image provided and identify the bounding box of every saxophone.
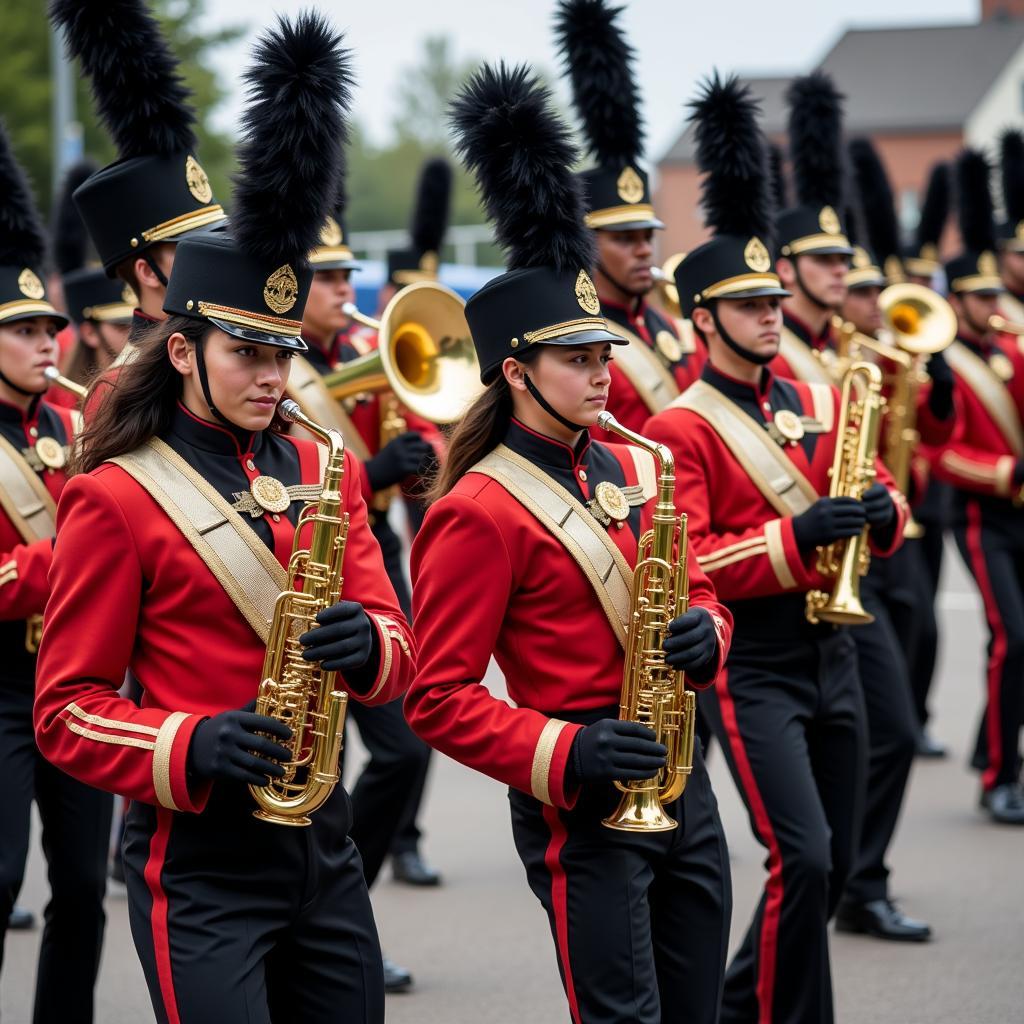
[595,411,696,833]
[248,399,350,826]
[805,362,885,626]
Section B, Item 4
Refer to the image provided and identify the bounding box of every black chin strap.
[142,252,169,289]
[523,371,588,433]
[193,337,233,427]
[0,367,46,398]
[595,261,649,302]
[963,308,994,341]
[710,304,777,367]
[793,260,833,312]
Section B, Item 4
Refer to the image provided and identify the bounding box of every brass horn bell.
[879,283,956,356]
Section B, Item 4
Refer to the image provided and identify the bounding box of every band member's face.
[304,269,354,339]
[172,328,294,431]
[905,273,933,288]
[0,316,60,395]
[1001,249,1024,291]
[778,253,849,308]
[952,292,999,336]
[709,296,783,359]
[80,321,131,368]
[841,285,882,335]
[596,228,655,296]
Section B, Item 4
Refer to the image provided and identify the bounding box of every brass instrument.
[248,399,350,826]
[990,314,1024,336]
[651,252,686,319]
[43,366,87,400]
[806,362,885,626]
[329,280,482,425]
[595,411,696,833]
[372,396,408,514]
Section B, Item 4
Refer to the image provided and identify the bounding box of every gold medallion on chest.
[35,437,66,470]
[250,475,292,514]
[594,480,630,522]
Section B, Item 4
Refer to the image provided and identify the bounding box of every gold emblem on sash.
[819,206,841,235]
[35,437,66,470]
[250,475,292,514]
[655,330,683,363]
[616,166,644,204]
[990,352,1015,382]
[744,237,771,273]
[575,270,601,315]
[185,155,213,203]
[594,480,630,522]
[263,265,299,314]
[320,216,342,246]
[17,269,44,300]
[773,409,806,443]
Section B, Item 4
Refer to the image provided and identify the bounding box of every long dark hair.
[71,316,210,475]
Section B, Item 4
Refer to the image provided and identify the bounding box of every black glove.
[861,482,895,529]
[567,719,667,786]
[299,599,377,673]
[187,703,292,786]
[365,432,433,491]
[926,351,955,420]
[663,608,718,682]
[792,497,868,551]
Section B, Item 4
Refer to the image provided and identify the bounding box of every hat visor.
[0,304,70,331]
[846,276,886,290]
[595,217,665,232]
[795,243,855,257]
[715,285,792,302]
[207,316,308,352]
[311,257,362,272]
[959,286,1005,296]
[538,326,629,348]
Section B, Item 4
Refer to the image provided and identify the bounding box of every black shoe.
[383,956,413,993]
[980,783,1024,824]
[915,731,947,759]
[392,850,442,887]
[8,906,35,931]
[835,899,932,942]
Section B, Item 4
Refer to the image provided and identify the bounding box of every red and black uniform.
[0,396,112,1024]
[933,333,1024,790]
[407,419,733,1024]
[645,363,907,1024]
[303,326,441,883]
[770,309,836,379]
[598,296,705,439]
[34,405,415,1024]
[82,309,160,422]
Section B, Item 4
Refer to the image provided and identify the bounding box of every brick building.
[655,4,1024,259]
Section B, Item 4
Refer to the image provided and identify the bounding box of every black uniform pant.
[842,568,918,905]
[510,727,731,1024]
[0,684,112,1024]
[123,782,383,1024]
[702,626,866,1024]
[952,496,1024,790]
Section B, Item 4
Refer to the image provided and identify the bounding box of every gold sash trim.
[0,433,57,543]
[671,381,818,516]
[470,445,634,648]
[605,321,680,414]
[110,439,288,642]
[778,328,834,386]
[286,355,371,462]
[110,343,140,371]
[946,341,1024,458]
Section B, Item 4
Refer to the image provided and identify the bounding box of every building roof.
[661,20,1024,164]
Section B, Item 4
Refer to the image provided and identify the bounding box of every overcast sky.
[202,0,978,161]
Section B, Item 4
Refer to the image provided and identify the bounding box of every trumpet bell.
[879,283,957,356]
[651,252,686,319]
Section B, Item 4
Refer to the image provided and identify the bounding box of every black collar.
[0,394,40,426]
[701,362,774,404]
[956,331,992,356]
[167,401,263,457]
[784,309,833,350]
[503,418,590,472]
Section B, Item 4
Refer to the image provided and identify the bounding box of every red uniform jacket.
[599,296,706,442]
[643,365,908,605]
[34,405,415,814]
[405,419,731,812]
[81,309,156,422]
[932,334,1024,498]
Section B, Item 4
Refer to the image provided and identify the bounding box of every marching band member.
[934,149,1024,825]
[406,64,732,1024]
[0,122,111,1024]
[644,75,907,1024]
[33,16,415,1021]
[555,0,703,441]
[997,129,1024,325]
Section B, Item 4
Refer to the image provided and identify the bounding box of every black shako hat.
[50,0,227,276]
[945,148,1003,296]
[848,137,904,286]
[776,72,853,259]
[997,129,1024,254]
[52,160,134,325]
[309,123,359,273]
[386,158,453,286]
[673,75,789,320]
[450,64,623,384]
[0,121,68,329]
[555,0,662,232]
[904,162,949,278]
[163,11,353,349]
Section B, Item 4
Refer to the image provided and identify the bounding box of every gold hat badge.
[744,237,771,273]
[575,270,600,314]
[819,206,841,235]
[185,155,213,204]
[616,166,644,205]
[264,265,299,314]
[17,269,44,300]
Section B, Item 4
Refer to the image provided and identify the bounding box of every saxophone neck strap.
[604,321,681,414]
[0,431,57,544]
[109,438,289,642]
[470,444,635,649]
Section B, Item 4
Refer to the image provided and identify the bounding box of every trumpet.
[650,252,686,319]
[43,366,87,400]
[990,314,1024,336]
[595,411,696,832]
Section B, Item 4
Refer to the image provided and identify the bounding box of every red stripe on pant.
[144,809,181,1024]
[542,803,582,1024]
[716,671,783,1024]
[965,502,1006,790]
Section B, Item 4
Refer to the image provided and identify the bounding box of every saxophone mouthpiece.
[597,410,615,430]
[278,399,301,422]
[43,366,59,382]
[341,302,357,316]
